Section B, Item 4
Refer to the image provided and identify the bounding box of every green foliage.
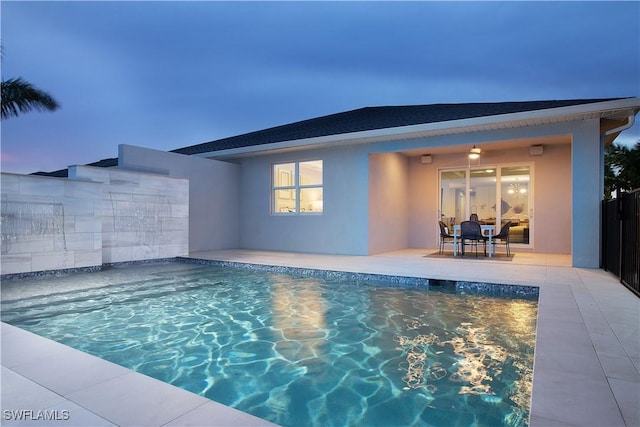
[605,141,640,199]
[1,77,60,120]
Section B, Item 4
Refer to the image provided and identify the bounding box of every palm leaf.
[1,77,60,119]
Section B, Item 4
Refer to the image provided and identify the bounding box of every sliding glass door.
[439,170,466,230]
[499,166,531,244]
[470,168,497,224]
[439,164,532,246]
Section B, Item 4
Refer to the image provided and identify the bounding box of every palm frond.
[1,77,60,120]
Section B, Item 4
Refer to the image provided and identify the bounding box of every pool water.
[1,263,538,427]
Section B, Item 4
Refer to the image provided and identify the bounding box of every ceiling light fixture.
[468,145,481,160]
[508,183,527,195]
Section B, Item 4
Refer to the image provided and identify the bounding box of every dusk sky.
[1,1,639,175]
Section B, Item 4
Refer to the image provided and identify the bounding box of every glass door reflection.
[500,166,531,244]
[469,168,497,225]
[440,169,466,228]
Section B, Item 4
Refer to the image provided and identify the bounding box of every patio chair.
[492,220,512,256]
[460,220,487,257]
[469,213,479,222]
[438,221,457,254]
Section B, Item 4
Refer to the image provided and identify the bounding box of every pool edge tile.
[163,400,278,427]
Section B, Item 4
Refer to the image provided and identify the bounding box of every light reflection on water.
[1,263,538,427]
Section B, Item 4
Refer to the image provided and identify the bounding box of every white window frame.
[272,160,323,215]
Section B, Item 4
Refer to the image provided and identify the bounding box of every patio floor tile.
[164,401,277,427]
[64,371,210,426]
[530,369,626,427]
[609,377,640,427]
[1,367,66,412]
[2,401,116,427]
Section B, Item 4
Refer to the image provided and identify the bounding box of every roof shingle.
[171,98,622,155]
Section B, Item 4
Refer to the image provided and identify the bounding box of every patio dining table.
[452,224,494,257]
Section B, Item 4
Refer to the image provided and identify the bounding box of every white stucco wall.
[570,119,602,268]
[118,144,240,252]
[238,146,370,255]
[1,173,103,275]
[368,152,410,254]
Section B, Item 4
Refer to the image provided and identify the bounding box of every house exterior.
[2,98,639,275]
[122,97,639,268]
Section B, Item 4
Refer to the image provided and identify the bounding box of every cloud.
[1,1,638,174]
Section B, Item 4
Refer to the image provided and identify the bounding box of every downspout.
[600,114,636,193]
[604,114,636,201]
[600,114,635,267]
[600,114,636,201]
[604,114,636,137]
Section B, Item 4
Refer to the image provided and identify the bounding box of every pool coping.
[2,249,639,426]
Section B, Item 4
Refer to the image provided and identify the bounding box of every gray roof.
[34,98,625,177]
[171,98,622,155]
[32,157,118,178]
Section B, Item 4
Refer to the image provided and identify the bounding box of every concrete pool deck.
[2,249,639,426]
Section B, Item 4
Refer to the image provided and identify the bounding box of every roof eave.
[194,98,640,159]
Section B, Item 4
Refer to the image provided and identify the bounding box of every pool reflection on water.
[1,263,538,427]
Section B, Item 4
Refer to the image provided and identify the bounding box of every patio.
[2,249,638,426]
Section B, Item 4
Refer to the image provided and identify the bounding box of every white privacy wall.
[1,173,103,275]
[69,166,189,264]
[117,144,240,252]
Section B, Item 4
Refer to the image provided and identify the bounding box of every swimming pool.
[1,262,538,426]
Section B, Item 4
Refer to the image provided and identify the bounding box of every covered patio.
[369,132,578,263]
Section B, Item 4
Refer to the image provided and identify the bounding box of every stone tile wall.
[1,173,103,275]
[1,166,189,275]
[70,166,189,264]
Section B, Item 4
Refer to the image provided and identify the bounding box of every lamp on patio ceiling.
[508,183,527,195]
[468,145,482,160]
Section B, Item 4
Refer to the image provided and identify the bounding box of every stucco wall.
[233,121,586,259]
[118,144,240,252]
[571,119,602,267]
[238,146,370,255]
[368,152,410,254]
[1,172,103,275]
[533,143,572,254]
[69,165,189,264]
[407,156,438,249]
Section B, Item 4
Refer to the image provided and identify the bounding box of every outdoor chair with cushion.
[492,220,512,256]
[438,221,457,254]
[460,220,488,257]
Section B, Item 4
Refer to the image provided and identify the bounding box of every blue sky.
[2,1,639,174]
